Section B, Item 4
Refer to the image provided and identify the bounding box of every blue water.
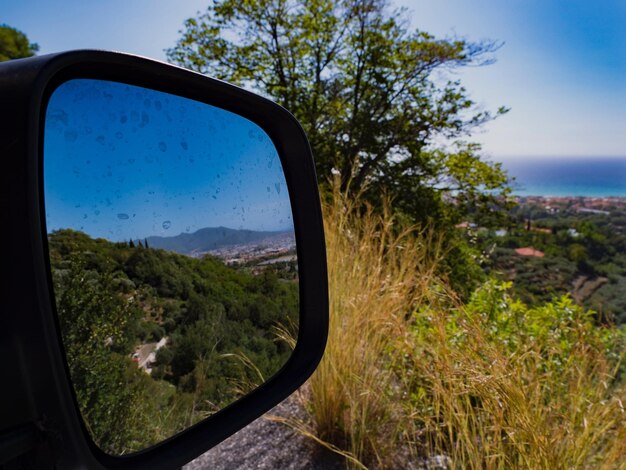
[501,157,626,197]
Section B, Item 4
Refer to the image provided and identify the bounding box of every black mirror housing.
[0,50,328,469]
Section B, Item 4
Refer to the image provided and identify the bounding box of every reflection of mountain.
[145,226,294,256]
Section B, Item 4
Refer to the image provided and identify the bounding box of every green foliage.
[53,259,154,454]
[441,234,486,299]
[404,281,626,468]
[432,281,624,362]
[0,24,38,61]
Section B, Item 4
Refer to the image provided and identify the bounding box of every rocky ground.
[184,394,344,470]
[184,392,452,470]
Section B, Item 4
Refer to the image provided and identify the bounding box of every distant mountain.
[143,226,292,256]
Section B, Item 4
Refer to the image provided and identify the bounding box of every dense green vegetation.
[49,229,298,455]
[476,200,626,324]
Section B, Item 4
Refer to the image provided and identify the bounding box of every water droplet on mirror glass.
[48,109,68,126]
[117,213,129,220]
[158,142,167,152]
[275,182,281,194]
[64,130,77,142]
[162,220,172,230]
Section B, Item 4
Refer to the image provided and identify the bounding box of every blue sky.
[394,0,626,159]
[4,0,626,160]
[44,79,292,241]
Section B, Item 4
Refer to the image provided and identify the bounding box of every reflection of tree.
[53,259,157,454]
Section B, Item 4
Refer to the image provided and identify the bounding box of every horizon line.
[492,154,626,160]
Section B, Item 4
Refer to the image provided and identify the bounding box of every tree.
[167,0,511,227]
[0,24,39,62]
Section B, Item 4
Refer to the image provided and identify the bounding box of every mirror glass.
[43,79,298,455]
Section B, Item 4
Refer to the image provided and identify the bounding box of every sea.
[501,157,626,197]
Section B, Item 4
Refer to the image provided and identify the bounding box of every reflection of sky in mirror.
[44,79,293,241]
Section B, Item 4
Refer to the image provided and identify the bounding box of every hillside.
[469,196,626,324]
[48,228,299,455]
[143,226,293,257]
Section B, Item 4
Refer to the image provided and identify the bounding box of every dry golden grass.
[405,297,626,469]
[296,186,626,469]
[306,185,443,467]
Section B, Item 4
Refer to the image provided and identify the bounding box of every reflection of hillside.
[47,228,299,454]
[144,227,295,260]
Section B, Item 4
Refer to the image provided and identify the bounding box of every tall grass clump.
[301,187,626,469]
[306,184,444,467]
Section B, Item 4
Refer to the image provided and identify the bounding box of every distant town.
[515,195,626,216]
[143,226,297,268]
[196,231,296,267]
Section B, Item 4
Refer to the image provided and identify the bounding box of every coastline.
[513,195,626,213]
[501,157,626,199]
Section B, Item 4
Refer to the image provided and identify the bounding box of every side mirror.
[0,51,327,469]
